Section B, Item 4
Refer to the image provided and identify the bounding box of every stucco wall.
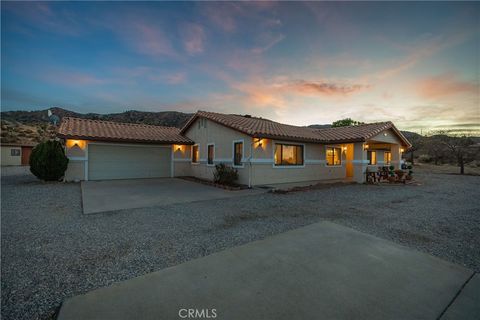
[184,118,349,185]
[250,141,346,185]
[183,118,252,183]
[1,146,22,166]
[64,160,85,181]
[369,129,402,144]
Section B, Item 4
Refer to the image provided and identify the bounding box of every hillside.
[1,107,193,127]
[1,108,193,144]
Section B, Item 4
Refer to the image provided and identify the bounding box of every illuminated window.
[326,147,341,166]
[274,144,304,166]
[367,151,377,165]
[233,142,243,166]
[192,145,199,163]
[207,144,214,165]
[384,151,391,165]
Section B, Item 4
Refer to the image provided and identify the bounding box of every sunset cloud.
[290,81,370,96]
[180,22,206,55]
[126,21,175,57]
[2,2,478,135]
[251,33,285,54]
[416,73,478,99]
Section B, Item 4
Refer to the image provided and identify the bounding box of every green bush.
[213,163,238,185]
[418,154,432,163]
[30,140,69,181]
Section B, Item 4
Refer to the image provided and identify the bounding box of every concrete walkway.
[81,178,265,214]
[58,222,476,320]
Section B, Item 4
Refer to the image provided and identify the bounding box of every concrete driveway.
[58,222,477,320]
[81,178,265,214]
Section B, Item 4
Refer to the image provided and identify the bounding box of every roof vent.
[244,114,252,118]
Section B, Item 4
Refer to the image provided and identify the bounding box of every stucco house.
[58,111,411,185]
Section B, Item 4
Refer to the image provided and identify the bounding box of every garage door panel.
[88,144,171,180]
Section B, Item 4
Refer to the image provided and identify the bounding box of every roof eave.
[57,134,194,145]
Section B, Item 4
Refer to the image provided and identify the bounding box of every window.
[274,144,304,166]
[384,151,391,165]
[11,149,20,156]
[207,144,214,165]
[233,141,243,166]
[367,151,377,165]
[191,145,199,163]
[326,147,341,166]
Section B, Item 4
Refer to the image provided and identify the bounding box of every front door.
[346,144,354,178]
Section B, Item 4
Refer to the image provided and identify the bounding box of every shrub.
[30,140,69,181]
[213,163,238,185]
[418,154,432,163]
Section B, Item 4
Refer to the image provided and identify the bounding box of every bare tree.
[425,135,447,165]
[436,133,477,174]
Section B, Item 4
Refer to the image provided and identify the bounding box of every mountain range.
[1,107,421,144]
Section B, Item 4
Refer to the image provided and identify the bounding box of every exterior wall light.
[364,144,369,150]
[67,139,85,149]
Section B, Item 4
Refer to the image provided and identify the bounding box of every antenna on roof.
[48,109,60,126]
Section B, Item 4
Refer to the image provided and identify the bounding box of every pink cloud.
[128,22,175,57]
[226,77,370,110]
[165,72,187,85]
[290,80,370,95]
[201,3,238,32]
[251,33,285,54]
[373,29,475,81]
[180,23,206,55]
[416,73,477,99]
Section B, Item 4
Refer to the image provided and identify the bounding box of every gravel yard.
[1,167,479,320]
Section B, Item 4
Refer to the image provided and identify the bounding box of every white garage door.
[88,144,171,180]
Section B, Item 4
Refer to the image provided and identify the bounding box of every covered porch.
[344,127,408,183]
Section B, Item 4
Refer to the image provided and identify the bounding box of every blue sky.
[1,1,479,133]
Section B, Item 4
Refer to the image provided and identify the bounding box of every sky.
[1,1,479,134]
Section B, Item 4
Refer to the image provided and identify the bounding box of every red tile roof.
[181,111,411,147]
[58,117,194,144]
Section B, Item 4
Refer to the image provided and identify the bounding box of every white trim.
[305,159,326,165]
[191,144,200,164]
[272,141,306,169]
[88,142,172,148]
[251,158,274,164]
[207,143,215,166]
[68,157,87,161]
[232,139,245,168]
[352,159,370,164]
[84,143,89,181]
[170,145,174,178]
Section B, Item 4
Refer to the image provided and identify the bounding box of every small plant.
[30,140,69,181]
[406,165,413,180]
[213,163,238,185]
[388,165,395,176]
[387,165,396,182]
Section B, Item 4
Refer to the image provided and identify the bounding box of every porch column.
[391,144,401,170]
[352,142,367,183]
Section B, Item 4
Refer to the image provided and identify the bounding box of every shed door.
[21,147,32,166]
[88,144,171,180]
